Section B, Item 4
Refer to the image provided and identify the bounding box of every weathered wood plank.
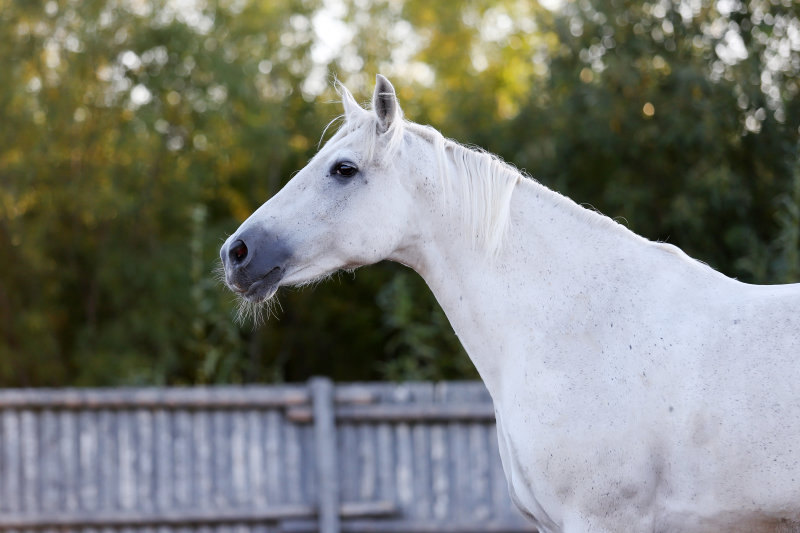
[2,411,21,512]
[339,500,397,517]
[356,423,376,501]
[246,409,264,507]
[283,519,533,533]
[0,387,376,410]
[0,388,309,409]
[194,410,212,506]
[97,409,116,511]
[154,409,173,511]
[469,423,492,521]
[0,505,317,528]
[412,384,435,520]
[118,410,137,510]
[430,424,449,520]
[78,410,99,511]
[311,377,340,533]
[375,421,395,507]
[283,418,302,504]
[40,410,59,512]
[394,421,413,515]
[264,409,282,504]
[337,422,357,502]
[61,411,79,512]
[287,402,496,423]
[137,409,154,512]
[19,410,37,514]
[212,409,231,507]
[172,410,192,507]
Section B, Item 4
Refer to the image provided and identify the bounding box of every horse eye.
[332,161,358,178]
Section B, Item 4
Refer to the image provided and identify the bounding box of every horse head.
[220,76,430,310]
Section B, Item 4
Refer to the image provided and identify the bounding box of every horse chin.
[242,266,284,303]
[242,284,278,303]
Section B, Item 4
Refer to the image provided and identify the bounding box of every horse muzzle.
[220,228,292,302]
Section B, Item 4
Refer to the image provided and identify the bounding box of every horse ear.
[336,80,362,121]
[373,74,401,132]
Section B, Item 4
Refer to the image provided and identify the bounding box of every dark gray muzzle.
[220,227,292,300]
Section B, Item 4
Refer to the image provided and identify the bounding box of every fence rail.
[0,379,534,533]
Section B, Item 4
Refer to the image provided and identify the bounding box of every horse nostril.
[229,239,248,264]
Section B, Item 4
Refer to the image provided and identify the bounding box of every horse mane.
[404,122,523,256]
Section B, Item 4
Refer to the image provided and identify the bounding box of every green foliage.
[0,0,798,386]
[376,267,475,382]
[749,154,800,283]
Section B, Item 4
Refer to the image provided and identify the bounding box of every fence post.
[310,377,340,533]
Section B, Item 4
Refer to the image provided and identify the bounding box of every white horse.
[220,75,800,533]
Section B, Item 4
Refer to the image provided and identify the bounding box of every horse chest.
[492,380,669,533]
[494,408,564,532]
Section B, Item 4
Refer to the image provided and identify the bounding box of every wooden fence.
[0,379,534,533]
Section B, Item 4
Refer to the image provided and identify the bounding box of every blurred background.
[1,0,798,387]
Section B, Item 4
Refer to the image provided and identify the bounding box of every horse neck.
[405,176,671,399]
